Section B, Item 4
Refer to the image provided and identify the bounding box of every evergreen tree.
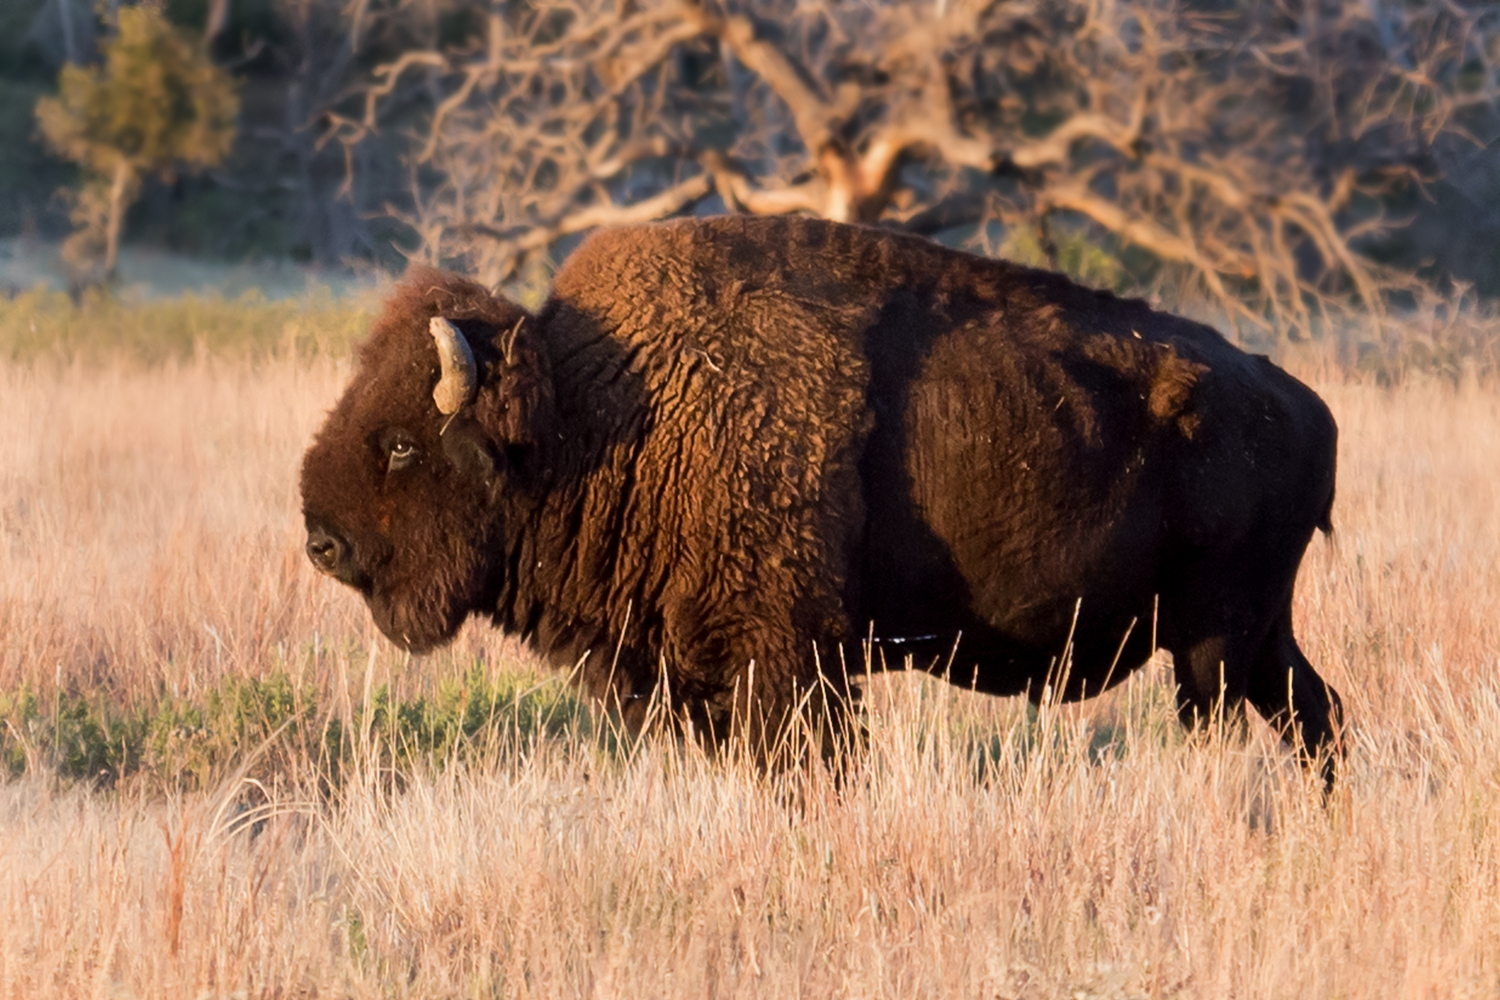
[35,4,238,281]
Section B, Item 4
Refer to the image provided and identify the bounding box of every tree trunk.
[56,0,76,64]
[817,143,904,225]
[103,161,132,281]
[203,0,231,53]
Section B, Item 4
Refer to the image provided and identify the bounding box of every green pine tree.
[35,5,238,282]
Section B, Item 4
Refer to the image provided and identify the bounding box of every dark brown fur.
[301,216,1344,773]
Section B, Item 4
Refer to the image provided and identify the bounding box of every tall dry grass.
[1,342,1498,998]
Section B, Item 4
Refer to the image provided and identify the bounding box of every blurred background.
[2,0,1499,364]
[3,11,1500,992]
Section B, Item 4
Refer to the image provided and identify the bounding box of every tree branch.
[682,2,836,154]
[1041,183,1232,306]
[455,173,715,281]
[702,151,823,215]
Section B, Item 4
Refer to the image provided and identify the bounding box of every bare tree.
[56,0,77,64]
[203,0,231,53]
[346,0,1499,338]
[236,0,440,267]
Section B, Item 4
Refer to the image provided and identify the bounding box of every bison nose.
[305,527,349,577]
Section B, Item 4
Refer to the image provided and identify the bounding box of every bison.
[300,215,1343,775]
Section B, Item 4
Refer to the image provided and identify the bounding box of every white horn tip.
[429,316,478,415]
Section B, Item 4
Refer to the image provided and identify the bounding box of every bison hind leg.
[1165,597,1344,789]
[1166,632,1253,736]
[1161,515,1344,786]
[1246,607,1345,789]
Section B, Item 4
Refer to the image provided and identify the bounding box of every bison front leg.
[664,596,855,766]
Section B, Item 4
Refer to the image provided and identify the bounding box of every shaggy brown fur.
[301,216,1343,773]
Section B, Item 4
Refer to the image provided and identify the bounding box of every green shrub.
[1000,222,1136,294]
[0,665,594,791]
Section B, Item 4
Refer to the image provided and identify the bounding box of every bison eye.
[379,428,419,472]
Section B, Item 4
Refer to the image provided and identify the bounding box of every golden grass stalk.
[1,349,1498,997]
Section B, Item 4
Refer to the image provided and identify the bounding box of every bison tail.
[1317,486,1336,536]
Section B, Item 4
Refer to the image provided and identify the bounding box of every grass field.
[0,295,1498,998]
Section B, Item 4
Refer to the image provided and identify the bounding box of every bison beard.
[300,216,1345,781]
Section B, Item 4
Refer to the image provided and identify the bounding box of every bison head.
[299,267,554,652]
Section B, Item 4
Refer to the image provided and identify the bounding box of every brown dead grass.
[1,352,1498,998]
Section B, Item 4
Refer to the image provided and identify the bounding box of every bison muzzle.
[300,216,1344,778]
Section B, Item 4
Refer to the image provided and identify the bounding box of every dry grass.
[1,340,1498,998]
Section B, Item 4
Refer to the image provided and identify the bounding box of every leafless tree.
[232,0,440,266]
[344,0,1499,339]
[203,0,232,53]
[56,0,77,63]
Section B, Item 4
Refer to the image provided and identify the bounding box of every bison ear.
[473,316,557,455]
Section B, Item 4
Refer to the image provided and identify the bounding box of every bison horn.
[429,316,478,415]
